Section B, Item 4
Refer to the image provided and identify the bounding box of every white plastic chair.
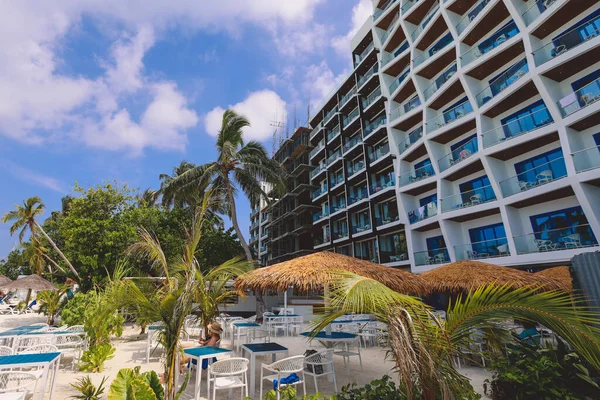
[260,355,306,400]
[207,357,249,400]
[64,325,84,333]
[564,234,582,249]
[333,338,362,375]
[0,371,40,399]
[247,329,270,344]
[287,316,304,336]
[0,346,13,356]
[304,350,337,393]
[536,170,553,184]
[14,337,51,354]
[54,334,85,370]
[20,344,58,354]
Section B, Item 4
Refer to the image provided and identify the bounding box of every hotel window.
[414,158,433,178]
[426,235,449,260]
[459,175,495,204]
[514,147,566,183]
[500,100,552,138]
[468,223,507,256]
[529,206,597,246]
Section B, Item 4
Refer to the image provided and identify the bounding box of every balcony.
[259,245,268,254]
[347,160,366,177]
[379,232,408,263]
[251,207,259,216]
[327,125,341,142]
[309,140,325,159]
[340,86,357,108]
[414,36,454,68]
[375,208,400,227]
[408,201,437,224]
[573,146,600,173]
[438,137,478,172]
[351,220,372,235]
[354,42,375,67]
[329,170,344,188]
[398,126,423,155]
[390,95,421,121]
[313,209,330,223]
[398,163,435,187]
[331,200,347,214]
[355,240,379,262]
[347,185,369,206]
[414,248,450,266]
[410,3,440,43]
[499,157,567,197]
[456,0,491,35]
[333,229,349,241]
[426,101,473,134]
[260,214,271,224]
[482,107,553,148]
[362,87,383,110]
[423,62,457,101]
[522,0,557,26]
[343,107,360,129]
[363,113,387,139]
[343,134,362,154]
[476,59,529,107]
[455,238,510,261]
[311,163,326,179]
[357,64,379,89]
[460,22,519,66]
[380,12,402,47]
[533,23,600,66]
[514,224,598,255]
[327,149,343,166]
[324,106,339,125]
[368,141,391,163]
[314,233,331,247]
[401,0,420,15]
[312,185,328,200]
[374,0,398,20]
[556,77,600,118]
[389,65,411,94]
[369,171,396,196]
[440,184,496,212]
[260,230,268,239]
[309,122,323,141]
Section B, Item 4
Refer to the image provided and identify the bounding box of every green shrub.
[61,292,97,326]
[107,367,164,400]
[78,343,116,373]
[335,375,408,400]
[70,376,107,400]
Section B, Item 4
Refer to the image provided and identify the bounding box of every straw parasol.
[0,275,12,288]
[235,251,427,294]
[535,266,573,291]
[1,274,58,292]
[421,260,565,293]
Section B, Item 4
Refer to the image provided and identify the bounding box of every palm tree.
[138,188,159,208]
[3,197,81,281]
[159,161,197,209]
[312,273,600,399]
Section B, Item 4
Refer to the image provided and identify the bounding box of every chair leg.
[332,369,337,392]
[260,368,263,400]
[313,375,318,393]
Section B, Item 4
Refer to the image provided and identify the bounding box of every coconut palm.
[159,161,197,209]
[138,188,159,208]
[311,273,600,399]
[3,197,81,281]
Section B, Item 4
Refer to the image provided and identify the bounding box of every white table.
[231,322,260,353]
[241,342,289,397]
[183,346,232,400]
[0,352,61,400]
[146,325,164,363]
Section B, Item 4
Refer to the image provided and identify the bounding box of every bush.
[107,367,164,400]
[78,343,115,373]
[70,376,107,400]
[335,375,408,400]
[61,292,97,326]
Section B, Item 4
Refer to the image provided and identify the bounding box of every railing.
[499,157,567,197]
[327,149,343,165]
[423,62,457,100]
[347,186,369,205]
[260,230,268,239]
[251,207,259,215]
[401,0,421,14]
[324,106,339,124]
[380,11,401,45]
[414,248,450,266]
[455,238,510,261]
[343,134,362,153]
[533,24,600,66]
[261,215,270,223]
[389,65,411,94]
[347,160,366,176]
[410,4,440,42]
[522,0,557,26]
[390,95,421,121]
[314,234,331,246]
[398,126,423,155]
[556,77,600,117]
[460,23,519,66]
[333,230,349,240]
[482,107,553,148]
[363,113,387,138]
[357,64,379,88]
[408,201,437,224]
[312,184,328,200]
[375,211,400,227]
[370,172,396,195]
[514,224,598,255]
[339,86,357,107]
[313,209,330,222]
[374,0,398,20]
[476,59,529,106]
[259,245,268,253]
[426,101,473,134]
[381,40,410,67]
[440,184,496,212]
[354,42,375,67]
[398,163,435,187]
[438,137,478,171]
[331,201,347,214]
[351,221,372,234]
[413,36,454,68]
[311,163,326,179]
[456,0,491,35]
[309,140,325,158]
[362,87,382,110]
[572,146,600,173]
[368,141,391,163]
[343,107,360,128]
[327,125,341,142]
[330,170,344,187]
[309,122,322,140]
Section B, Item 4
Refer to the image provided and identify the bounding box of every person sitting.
[518,321,540,346]
[180,322,223,372]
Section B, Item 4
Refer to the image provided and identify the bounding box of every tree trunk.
[34,221,81,281]
[40,253,68,276]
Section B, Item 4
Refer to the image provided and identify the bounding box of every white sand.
[0,314,491,399]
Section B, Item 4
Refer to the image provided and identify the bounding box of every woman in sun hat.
[180,321,224,372]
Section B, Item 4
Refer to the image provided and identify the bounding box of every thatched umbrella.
[421,260,565,293]
[1,274,58,292]
[235,251,427,294]
[0,275,12,288]
[535,266,573,291]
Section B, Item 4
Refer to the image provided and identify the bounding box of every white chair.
[333,338,362,375]
[287,316,304,336]
[357,322,378,348]
[0,305,18,315]
[260,356,306,400]
[248,329,270,344]
[14,337,51,354]
[470,193,482,205]
[20,344,58,354]
[564,234,582,249]
[0,346,13,356]
[536,170,553,184]
[535,239,554,252]
[146,322,163,363]
[64,325,84,333]
[0,372,40,399]
[497,244,509,256]
[208,358,249,400]
[269,318,289,337]
[304,350,337,393]
[54,334,85,370]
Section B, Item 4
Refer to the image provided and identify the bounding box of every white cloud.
[204,90,286,142]
[331,0,372,57]
[1,160,66,193]
[271,23,332,58]
[303,61,349,111]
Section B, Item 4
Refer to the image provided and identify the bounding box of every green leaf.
[141,371,164,400]
[107,369,137,400]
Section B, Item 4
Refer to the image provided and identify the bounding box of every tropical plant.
[260,385,332,400]
[159,161,199,209]
[311,273,600,400]
[36,285,69,325]
[3,196,80,280]
[60,292,97,327]
[78,343,116,373]
[108,367,164,400]
[70,376,107,400]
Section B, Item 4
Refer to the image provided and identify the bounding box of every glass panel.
[351,209,372,234]
[327,125,341,142]
[476,59,529,106]
[381,39,409,66]
[347,184,369,205]
[347,158,366,176]
[426,101,473,134]
[312,183,328,200]
[456,0,492,35]
[572,145,600,172]
[390,95,421,121]
[460,21,519,65]
[354,239,379,262]
[327,149,342,166]
[410,4,440,42]
[482,107,553,148]
[374,199,400,226]
[331,195,347,213]
[379,232,408,263]
[324,106,339,124]
[556,77,600,117]
[398,162,435,187]
[514,224,598,254]
[414,248,450,266]
[369,170,396,195]
[414,33,454,67]
[522,0,556,26]
[423,62,458,100]
[440,184,496,212]
[368,141,391,163]
[455,237,509,260]
[389,65,411,94]
[362,87,382,109]
[357,64,379,88]
[438,137,478,171]
[343,133,363,153]
[329,169,344,187]
[499,157,567,197]
[309,140,325,158]
[343,107,360,128]
[354,42,375,67]
[533,20,600,66]
[363,113,387,138]
[408,201,438,224]
[340,86,357,107]
[398,126,423,155]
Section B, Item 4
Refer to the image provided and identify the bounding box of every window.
[419,193,437,206]
[443,96,468,113]
[379,232,407,263]
[354,239,378,262]
[469,223,507,256]
[529,206,597,246]
[487,58,528,97]
[594,132,600,148]
[514,148,566,183]
[351,208,371,233]
[501,100,552,138]
[555,9,600,48]
[459,175,495,204]
[336,245,352,256]
[414,158,433,177]
[450,133,478,159]
[426,235,450,261]
[374,198,399,226]
[430,32,453,56]
[478,21,519,54]
[333,218,348,239]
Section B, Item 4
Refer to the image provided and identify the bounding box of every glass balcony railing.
[314,233,331,246]
[423,62,458,100]
[398,163,435,187]
[324,106,339,124]
[461,23,519,66]
[455,238,510,261]
[370,172,395,195]
[327,149,342,165]
[339,86,357,107]
[354,42,375,67]
[380,11,401,45]
[363,113,387,138]
[351,221,372,234]
[440,184,496,212]
[374,0,398,20]
[414,248,450,266]
[331,201,347,214]
[357,64,379,88]
[309,140,325,158]
[499,157,567,197]
[312,185,328,200]
[514,224,598,255]
[390,95,421,121]
[438,137,478,172]
[343,134,362,153]
[401,0,421,14]
[347,186,369,205]
[260,230,268,239]
[522,0,557,26]
[410,4,440,42]
[251,207,259,215]
[333,229,349,240]
[482,107,553,148]
[408,202,437,224]
[557,77,600,117]
[413,36,454,68]
[476,59,529,106]
[456,0,491,35]
[260,215,270,223]
[309,122,323,140]
[533,24,600,66]
[311,163,326,179]
[362,87,382,109]
[389,65,411,94]
[398,126,423,155]
[375,211,400,227]
[426,101,473,134]
[330,171,344,187]
[313,209,330,222]
[573,146,600,173]
[347,160,366,176]
[368,141,391,163]
[343,107,360,128]
[327,125,341,142]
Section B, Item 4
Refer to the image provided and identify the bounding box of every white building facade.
[307,0,600,273]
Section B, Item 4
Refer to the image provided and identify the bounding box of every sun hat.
[208,322,223,335]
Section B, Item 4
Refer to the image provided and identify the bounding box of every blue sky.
[0,0,372,259]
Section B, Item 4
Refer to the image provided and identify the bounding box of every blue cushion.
[273,373,300,390]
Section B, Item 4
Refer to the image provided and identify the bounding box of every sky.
[0,0,374,260]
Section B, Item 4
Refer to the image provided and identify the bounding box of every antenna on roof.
[270,110,284,157]
[307,92,311,126]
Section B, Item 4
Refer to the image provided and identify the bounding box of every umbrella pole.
[284,289,288,312]
[324,283,332,335]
